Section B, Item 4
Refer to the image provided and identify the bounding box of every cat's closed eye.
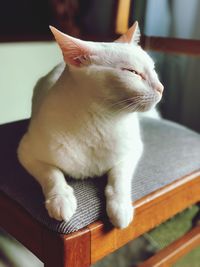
[121,67,144,80]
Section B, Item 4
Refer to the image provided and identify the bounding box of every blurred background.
[0,0,200,131]
[0,0,200,266]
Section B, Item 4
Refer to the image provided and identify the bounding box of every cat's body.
[27,63,141,179]
[18,23,163,228]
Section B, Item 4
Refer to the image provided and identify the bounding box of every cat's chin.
[128,97,161,113]
[136,100,161,113]
[115,100,159,114]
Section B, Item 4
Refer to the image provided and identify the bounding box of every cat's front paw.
[45,191,77,222]
[106,198,134,229]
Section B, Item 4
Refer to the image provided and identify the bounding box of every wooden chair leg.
[138,225,200,267]
[43,227,91,267]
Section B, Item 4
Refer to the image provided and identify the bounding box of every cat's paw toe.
[45,192,77,222]
[106,199,134,229]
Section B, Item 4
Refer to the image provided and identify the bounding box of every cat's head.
[50,22,163,113]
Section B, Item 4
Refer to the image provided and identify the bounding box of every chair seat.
[0,118,200,234]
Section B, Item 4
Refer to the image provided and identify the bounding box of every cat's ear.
[50,26,94,67]
[115,21,141,45]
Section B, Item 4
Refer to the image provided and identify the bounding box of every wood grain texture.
[89,171,200,264]
[138,225,200,267]
[43,228,91,267]
[141,36,200,56]
[63,228,91,267]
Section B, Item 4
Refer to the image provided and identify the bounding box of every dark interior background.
[0,0,200,132]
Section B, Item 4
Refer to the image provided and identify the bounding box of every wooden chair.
[1,109,200,267]
[1,1,200,267]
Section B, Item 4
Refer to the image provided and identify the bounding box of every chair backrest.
[115,0,200,56]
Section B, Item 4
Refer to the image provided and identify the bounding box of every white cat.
[18,22,163,229]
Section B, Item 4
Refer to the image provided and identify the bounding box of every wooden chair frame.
[1,168,200,266]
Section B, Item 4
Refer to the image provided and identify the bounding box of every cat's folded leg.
[105,155,141,229]
[18,150,77,222]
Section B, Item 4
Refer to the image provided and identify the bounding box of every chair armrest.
[141,36,200,56]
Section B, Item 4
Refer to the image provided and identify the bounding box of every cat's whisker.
[112,104,131,115]
[111,100,142,113]
[110,96,143,108]
[116,101,142,114]
[128,103,142,112]
[137,103,145,112]
[112,93,158,114]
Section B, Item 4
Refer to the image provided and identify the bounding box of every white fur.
[18,31,163,228]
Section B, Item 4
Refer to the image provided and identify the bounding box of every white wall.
[0,42,62,124]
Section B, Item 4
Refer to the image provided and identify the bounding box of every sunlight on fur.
[17,22,163,229]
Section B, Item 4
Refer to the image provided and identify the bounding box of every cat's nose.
[154,82,164,94]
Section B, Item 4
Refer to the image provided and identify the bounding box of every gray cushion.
[0,118,200,234]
